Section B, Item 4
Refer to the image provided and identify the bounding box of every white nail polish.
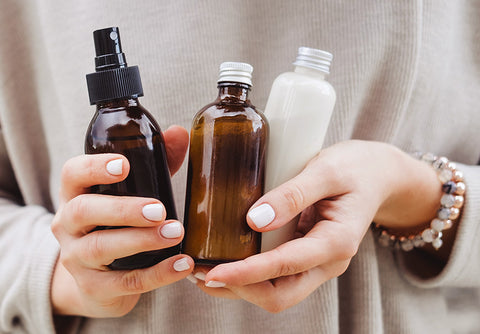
[173,258,191,272]
[142,203,165,221]
[248,203,276,228]
[106,159,123,176]
[186,274,198,284]
[205,281,226,288]
[194,272,206,281]
[160,222,182,238]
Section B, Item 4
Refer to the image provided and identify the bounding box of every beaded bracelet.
[372,153,466,251]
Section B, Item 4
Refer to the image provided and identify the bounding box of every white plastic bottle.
[261,47,336,252]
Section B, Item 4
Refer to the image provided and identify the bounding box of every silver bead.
[413,235,425,247]
[431,218,445,231]
[438,207,451,220]
[421,153,436,164]
[400,237,415,251]
[440,194,455,208]
[433,157,449,171]
[438,168,453,183]
[422,229,435,243]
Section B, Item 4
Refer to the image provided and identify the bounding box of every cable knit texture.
[0,0,479,333]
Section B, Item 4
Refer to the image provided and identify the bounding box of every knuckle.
[280,183,305,213]
[330,227,359,260]
[271,249,300,278]
[68,195,90,225]
[82,233,106,263]
[119,271,146,293]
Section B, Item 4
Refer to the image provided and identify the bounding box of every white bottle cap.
[293,47,333,74]
[218,62,253,86]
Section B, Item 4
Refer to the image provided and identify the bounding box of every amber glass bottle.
[85,27,178,270]
[183,62,268,265]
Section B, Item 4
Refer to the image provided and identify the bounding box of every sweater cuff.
[398,163,480,287]
[26,213,59,333]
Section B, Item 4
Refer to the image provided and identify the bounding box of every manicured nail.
[106,159,123,176]
[142,203,165,221]
[160,222,182,238]
[248,203,276,228]
[173,258,191,272]
[186,274,198,284]
[205,280,226,288]
[194,272,206,281]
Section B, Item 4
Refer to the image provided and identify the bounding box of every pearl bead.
[444,220,453,229]
[447,161,457,171]
[449,207,460,220]
[455,182,466,195]
[432,238,443,250]
[413,235,425,247]
[453,196,464,208]
[453,170,464,182]
[400,237,414,251]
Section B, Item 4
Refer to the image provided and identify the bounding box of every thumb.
[246,161,336,232]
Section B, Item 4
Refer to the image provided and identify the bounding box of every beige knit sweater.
[1,0,479,333]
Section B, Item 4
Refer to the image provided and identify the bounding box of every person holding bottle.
[0,1,479,334]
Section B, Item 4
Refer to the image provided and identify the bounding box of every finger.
[246,157,343,232]
[61,194,167,235]
[163,125,189,175]
[228,265,342,313]
[67,221,184,268]
[189,268,239,299]
[60,154,129,203]
[73,255,194,300]
[205,220,358,286]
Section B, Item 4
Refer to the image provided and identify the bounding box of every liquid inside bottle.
[183,62,268,265]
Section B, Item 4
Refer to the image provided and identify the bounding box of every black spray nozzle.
[86,27,143,104]
[93,27,127,71]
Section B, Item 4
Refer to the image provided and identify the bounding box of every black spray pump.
[84,27,179,270]
[86,27,143,105]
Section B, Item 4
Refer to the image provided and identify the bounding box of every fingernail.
[194,272,206,281]
[186,274,198,284]
[142,203,165,221]
[160,222,183,238]
[248,203,276,228]
[173,258,191,272]
[106,159,123,176]
[205,280,226,288]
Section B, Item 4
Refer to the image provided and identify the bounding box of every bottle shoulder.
[87,102,161,139]
[273,71,336,95]
[193,100,267,125]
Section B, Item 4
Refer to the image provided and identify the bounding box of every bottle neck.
[293,65,327,80]
[96,97,140,110]
[217,82,251,102]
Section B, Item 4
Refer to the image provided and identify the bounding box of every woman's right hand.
[50,126,193,318]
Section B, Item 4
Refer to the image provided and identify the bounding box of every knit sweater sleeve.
[398,163,480,288]
[0,129,58,334]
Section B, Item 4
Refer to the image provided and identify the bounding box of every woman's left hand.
[190,140,445,312]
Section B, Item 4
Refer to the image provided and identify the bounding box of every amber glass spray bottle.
[183,62,268,265]
[85,27,179,270]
